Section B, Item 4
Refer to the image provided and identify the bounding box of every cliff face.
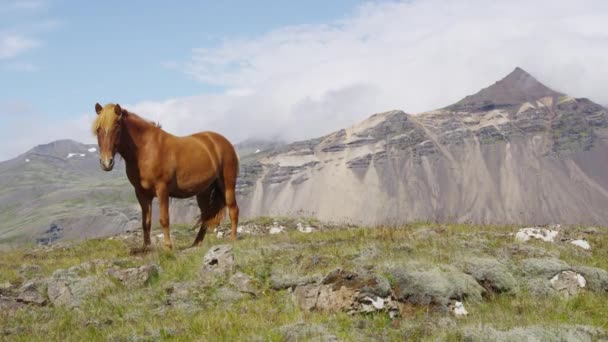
[236,68,608,225]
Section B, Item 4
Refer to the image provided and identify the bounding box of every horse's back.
[189,131,239,173]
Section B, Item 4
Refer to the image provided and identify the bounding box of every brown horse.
[92,103,239,249]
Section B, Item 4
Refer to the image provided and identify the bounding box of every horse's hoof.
[129,246,152,255]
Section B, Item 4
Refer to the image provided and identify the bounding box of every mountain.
[236,67,608,226]
[2,67,608,246]
[0,140,139,246]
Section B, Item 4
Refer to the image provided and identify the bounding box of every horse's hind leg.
[192,193,208,247]
[223,172,239,241]
[226,188,239,241]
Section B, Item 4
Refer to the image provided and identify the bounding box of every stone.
[570,239,591,250]
[16,280,47,306]
[47,269,112,308]
[270,273,321,290]
[291,269,398,316]
[550,271,586,297]
[389,263,484,308]
[269,226,285,234]
[574,266,608,293]
[297,223,314,233]
[0,296,26,316]
[515,227,558,243]
[449,301,468,316]
[229,271,258,296]
[201,244,234,276]
[108,264,161,288]
[582,227,600,234]
[520,258,570,278]
[461,257,516,294]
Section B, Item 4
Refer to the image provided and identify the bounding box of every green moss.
[0,221,607,340]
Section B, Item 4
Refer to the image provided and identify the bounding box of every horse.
[92,103,239,249]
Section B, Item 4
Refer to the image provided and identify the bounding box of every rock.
[389,263,484,308]
[449,300,468,316]
[570,239,591,250]
[47,268,113,307]
[582,227,600,234]
[277,323,339,342]
[269,226,285,234]
[297,223,314,233]
[0,296,26,316]
[291,269,398,316]
[229,271,258,296]
[574,266,608,293]
[107,264,161,288]
[521,258,573,296]
[520,258,570,278]
[69,259,114,274]
[515,227,558,243]
[270,273,321,290]
[461,257,516,294]
[550,271,586,297]
[201,244,234,276]
[16,280,47,306]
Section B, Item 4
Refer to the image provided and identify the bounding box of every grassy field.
[0,220,607,341]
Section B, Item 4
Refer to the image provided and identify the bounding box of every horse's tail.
[195,180,226,230]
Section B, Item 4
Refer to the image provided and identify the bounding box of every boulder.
[47,268,113,307]
[515,227,558,243]
[107,264,161,288]
[291,269,398,316]
[461,257,516,294]
[574,266,608,293]
[550,271,586,297]
[16,280,47,306]
[520,258,570,278]
[201,244,234,276]
[389,263,484,308]
[229,271,258,296]
[270,272,321,290]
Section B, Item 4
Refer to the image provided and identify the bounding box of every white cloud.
[136,0,608,144]
[0,0,49,12]
[3,0,608,161]
[0,33,39,60]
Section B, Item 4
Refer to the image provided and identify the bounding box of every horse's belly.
[171,176,215,198]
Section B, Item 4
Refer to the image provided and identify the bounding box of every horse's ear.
[114,104,122,116]
[95,103,103,115]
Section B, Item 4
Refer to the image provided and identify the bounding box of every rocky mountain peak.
[29,139,95,159]
[448,67,564,111]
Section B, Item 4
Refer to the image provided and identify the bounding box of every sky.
[1,0,608,161]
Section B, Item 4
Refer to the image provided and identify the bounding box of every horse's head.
[92,103,125,171]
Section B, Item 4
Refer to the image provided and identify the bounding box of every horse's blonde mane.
[92,103,120,136]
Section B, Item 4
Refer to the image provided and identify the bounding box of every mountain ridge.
[2,67,608,246]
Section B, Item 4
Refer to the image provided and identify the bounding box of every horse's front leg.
[135,190,152,247]
[156,185,173,250]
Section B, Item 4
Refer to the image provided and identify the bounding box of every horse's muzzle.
[100,157,114,171]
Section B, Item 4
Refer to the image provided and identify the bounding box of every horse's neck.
[118,114,159,163]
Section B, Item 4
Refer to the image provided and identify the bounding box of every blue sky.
[0,0,364,122]
[1,0,608,161]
